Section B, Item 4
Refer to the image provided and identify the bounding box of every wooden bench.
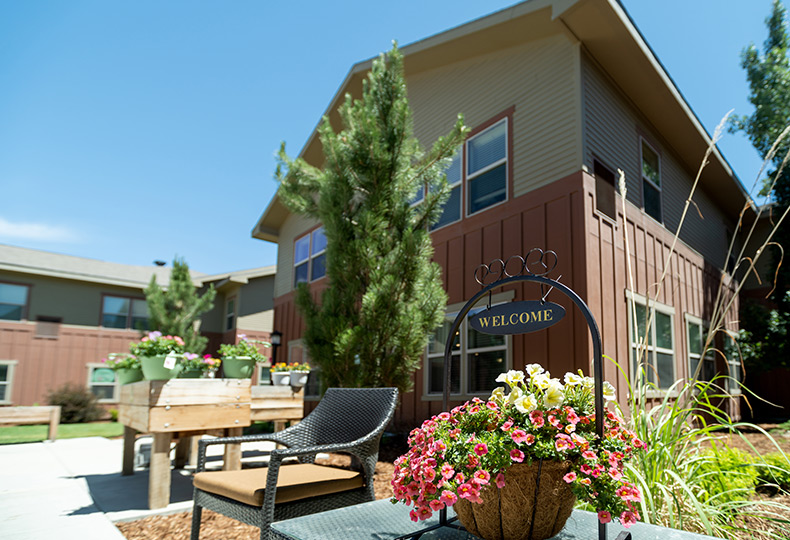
[0,406,61,441]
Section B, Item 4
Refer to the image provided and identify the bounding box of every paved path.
[0,435,278,539]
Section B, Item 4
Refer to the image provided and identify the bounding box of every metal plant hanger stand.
[408,250,630,540]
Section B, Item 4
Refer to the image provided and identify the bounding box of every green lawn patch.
[0,421,124,445]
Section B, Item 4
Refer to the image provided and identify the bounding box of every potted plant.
[269,362,291,386]
[178,353,221,378]
[288,362,311,388]
[103,353,142,385]
[130,331,186,380]
[218,334,270,379]
[391,365,645,540]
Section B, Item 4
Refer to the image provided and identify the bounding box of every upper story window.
[627,291,675,389]
[467,118,508,215]
[432,151,463,230]
[294,226,327,287]
[0,282,29,321]
[225,297,236,331]
[101,295,149,330]
[640,139,662,222]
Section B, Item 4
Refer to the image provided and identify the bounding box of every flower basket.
[272,371,290,386]
[289,370,309,387]
[454,460,575,540]
[115,366,143,385]
[141,354,180,380]
[223,356,255,379]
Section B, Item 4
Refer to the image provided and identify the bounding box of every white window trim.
[626,290,676,396]
[639,138,662,223]
[0,360,17,404]
[86,362,118,403]
[424,291,513,400]
[256,361,272,385]
[465,118,509,218]
[684,314,715,383]
[293,226,327,287]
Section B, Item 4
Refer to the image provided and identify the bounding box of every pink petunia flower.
[474,443,488,456]
[495,472,506,489]
[511,429,528,444]
[597,511,612,524]
[429,499,444,512]
[510,448,525,462]
[440,490,458,506]
[620,511,637,528]
[563,472,577,483]
[525,434,536,445]
[473,470,491,485]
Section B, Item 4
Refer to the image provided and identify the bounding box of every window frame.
[293,226,327,288]
[593,157,617,221]
[425,293,512,399]
[100,294,149,330]
[640,138,663,223]
[0,360,17,404]
[465,117,509,218]
[723,330,742,395]
[430,149,463,231]
[685,314,715,383]
[0,281,30,322]
[225,296,236,332]
[626,291,676,392]
[256,362,272,385]
[86,362,118,403]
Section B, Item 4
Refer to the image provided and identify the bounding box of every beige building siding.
[237,276,275,332]
[273,213,321,299]
[2,271,147,327]
[581,54,734,269]
[408,33,580,199]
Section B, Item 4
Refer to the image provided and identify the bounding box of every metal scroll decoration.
[436,250,611,540]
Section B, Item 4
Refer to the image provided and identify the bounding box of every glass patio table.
[270,499,720,540]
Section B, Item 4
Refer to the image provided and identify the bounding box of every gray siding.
[581,53,733,269]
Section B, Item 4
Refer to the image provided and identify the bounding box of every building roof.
[0,244,201,289]
[197,265,277,291]
[252,0,754,243]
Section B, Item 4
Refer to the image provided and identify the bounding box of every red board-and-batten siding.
[274,170,738,430]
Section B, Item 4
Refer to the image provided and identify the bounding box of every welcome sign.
[469,301,565,335]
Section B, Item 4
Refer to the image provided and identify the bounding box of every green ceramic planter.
[222,356,255,379]
[115,367,143,385]
[178,368,203,379]
[140,355,180,380]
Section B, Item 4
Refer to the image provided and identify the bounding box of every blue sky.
[0,1,776,274]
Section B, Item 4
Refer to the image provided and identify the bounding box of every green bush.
[697,445,758,505]
[46,383,103,424]
[108,408,119,422]
[755,452,790,494]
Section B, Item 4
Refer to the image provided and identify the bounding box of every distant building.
[0,244,275,406]
[252,0,754,427]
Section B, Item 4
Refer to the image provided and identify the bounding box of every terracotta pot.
[454,461,576,540]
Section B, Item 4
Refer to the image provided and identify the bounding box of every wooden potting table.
[118,378,253,509]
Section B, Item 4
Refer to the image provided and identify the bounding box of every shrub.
[108,408,119,422]
[47,383,103,424]
[755,452,790,495]
[697,445,757,504]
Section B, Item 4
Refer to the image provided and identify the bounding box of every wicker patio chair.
[190,387,398,540]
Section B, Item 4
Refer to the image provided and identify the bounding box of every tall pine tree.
[276,44,468,394]
[145,257,216,355]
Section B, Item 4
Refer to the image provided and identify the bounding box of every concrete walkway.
[0,435,278,539]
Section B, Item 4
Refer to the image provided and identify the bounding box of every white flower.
[544,380,565,408]
[532,373,551,390]
[525,364,545,378]
[582,376,595,390]
[603,381,617,402]
[514,393,538,414]
[495,370,525,388]
[507,385,524,405]
[564,372,583,386]
[490,386,505,402]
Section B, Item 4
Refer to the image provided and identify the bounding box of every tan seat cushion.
[194,463,364,507]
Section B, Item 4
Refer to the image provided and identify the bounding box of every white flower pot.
[272,372,291,386]
[289,370,310,387]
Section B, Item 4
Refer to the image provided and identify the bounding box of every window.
[0,282,29,321]
[101,296,149,330]
[294,226,327,287]
[686,315,714,382]
[467,119,508,215]
[594,159,617,220]
[432,150,463,230]
[256,362,271,385]
[640,139,662,222]
[87,364,117,402]
[225,297,236,331]
[627,292,675,389]
[427,311,509,396]
[723,330,742,394]
[0,361,16,403]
